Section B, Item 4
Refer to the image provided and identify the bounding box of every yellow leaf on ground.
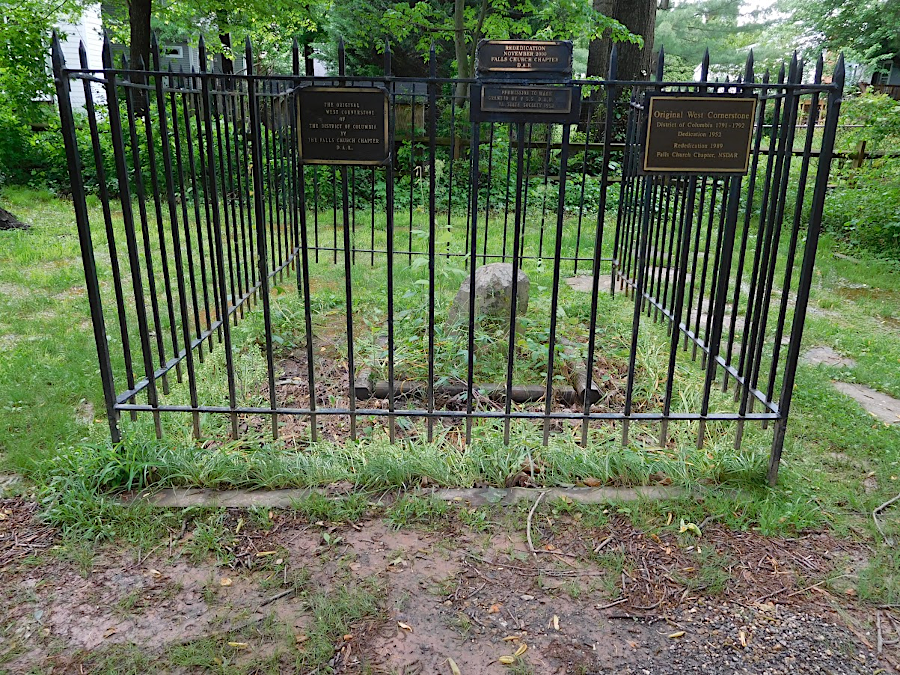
[552,615,560,631]
[447,657,462,675]
[499,655,515,665]
[514,643,527,656]
[398,621,413,632]
[227,642,248,649]
[220,577,233,586]
[668,631,686,639]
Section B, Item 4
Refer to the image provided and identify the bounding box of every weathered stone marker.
[448,263,529,325]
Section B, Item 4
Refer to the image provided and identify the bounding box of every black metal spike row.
[51,37,844,484]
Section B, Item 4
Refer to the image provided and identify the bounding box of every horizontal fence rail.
[53,34,844,484]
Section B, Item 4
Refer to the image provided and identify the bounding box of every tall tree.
[129,0,153,69]
[654,0,775,75]
[379,0,636,99]
[587,0,656,80]
[781,0,900,66]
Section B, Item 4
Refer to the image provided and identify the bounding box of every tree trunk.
[453,0,469,103]
[128,0,152,115]
[587,0,616,79]
[587,0,656,80]
[128,0,152,70]
[584,0,657,133]
[219,29,234,75]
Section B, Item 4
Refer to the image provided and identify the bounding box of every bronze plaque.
[476,40,572,77]
[481,84,572,114]
[642,96,757,174]
[298,87,389,165]
[470,84,580,123]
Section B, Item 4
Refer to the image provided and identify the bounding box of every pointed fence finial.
[701,47,710,82]
[51,31,66,74]
[101,32,114,70]
[608,43,618,79]
[338,37,346,76]
[814,53,824,83]
[244,37,253,76]
[656,45,665,82]
[150,32,161,71]
[292,38,300,76]
[744,49,754,83]
[833,52,845,91]
[384,38,392,76]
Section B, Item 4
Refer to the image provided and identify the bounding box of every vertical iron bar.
[542,124,571,444]
[101,38,161,437]
[199,38,240,437]
[768,57,844,484]
[53,36,121,443]
[246,40,279,439]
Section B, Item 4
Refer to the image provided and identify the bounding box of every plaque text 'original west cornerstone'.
[642,96,757,174]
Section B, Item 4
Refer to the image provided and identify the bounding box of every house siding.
[55,3,104,110]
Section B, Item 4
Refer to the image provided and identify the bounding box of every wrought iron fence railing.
[52,33,843,484]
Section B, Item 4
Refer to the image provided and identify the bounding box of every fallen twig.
[594,536,614,553]
[873,493,900,546]
[877,611,883,656]
[526,491,547,557]
[259,588,295,608]
[784,574,850,598]
[596,598,628,610]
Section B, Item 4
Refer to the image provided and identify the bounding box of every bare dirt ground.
[1,495,896,674]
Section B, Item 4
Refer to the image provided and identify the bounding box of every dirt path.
[0,496,895,674]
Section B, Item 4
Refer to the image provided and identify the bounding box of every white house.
[54,3,104,110]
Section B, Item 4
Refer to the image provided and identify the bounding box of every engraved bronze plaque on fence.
[298,87,389,165]
[642,96,757,174]
[476,40,573,77]
[470,84,581,123]
[481,84,572,114]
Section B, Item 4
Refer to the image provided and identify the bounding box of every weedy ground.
[1,186,900,673]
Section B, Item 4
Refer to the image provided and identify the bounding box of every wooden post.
[852,140,867,169]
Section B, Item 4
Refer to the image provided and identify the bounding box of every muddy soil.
[1,496,896,674]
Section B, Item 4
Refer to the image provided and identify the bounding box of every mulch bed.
[0,498,56,572]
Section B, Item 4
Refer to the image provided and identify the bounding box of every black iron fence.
[53,34,843,484]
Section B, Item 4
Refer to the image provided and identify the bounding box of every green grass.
[3,182,900,602]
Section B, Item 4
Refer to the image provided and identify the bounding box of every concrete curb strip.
[132,485,684,508]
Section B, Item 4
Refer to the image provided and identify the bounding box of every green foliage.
[838,92,900,154]
[780,0,900,66]
[654,0,777,73]
[0,0,84,187]
[820,93,900,258]
[821,166,900,256]
[330,0,639,77]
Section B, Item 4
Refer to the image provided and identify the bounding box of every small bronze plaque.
[642,96,757,174]
[298,87,389,165]
[481,84,572,114]
[476,40,572,77]
[470,84,580,123]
